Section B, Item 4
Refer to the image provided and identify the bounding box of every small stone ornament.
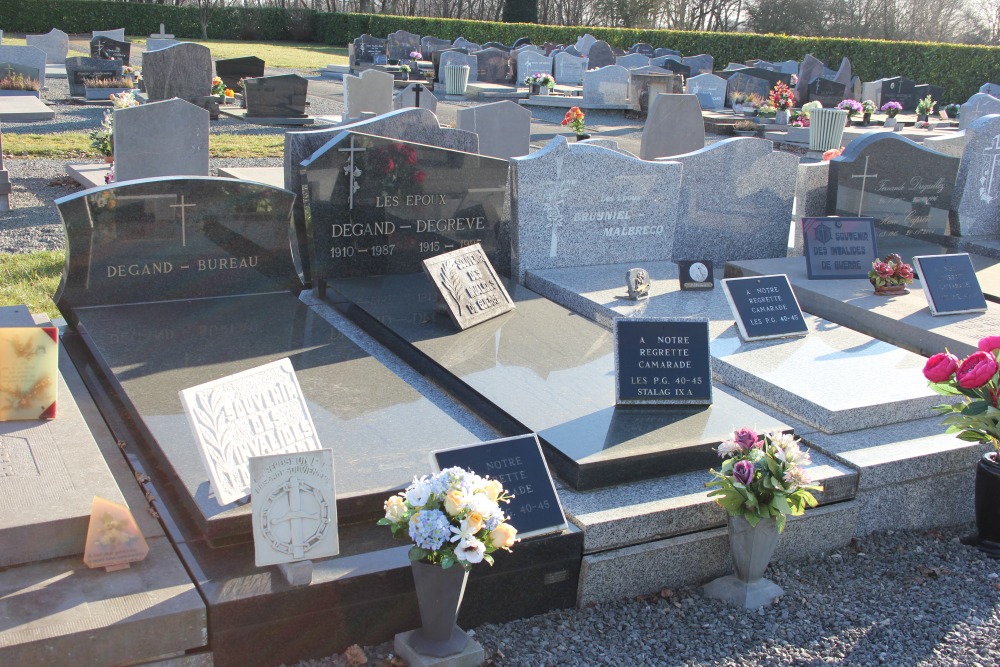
[626,268,651,300]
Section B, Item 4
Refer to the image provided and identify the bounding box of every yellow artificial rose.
[443,490,465,516]
[384,495,407,522]
[482,479,503,502]
[465,511,484,534]
[489,523,517,549]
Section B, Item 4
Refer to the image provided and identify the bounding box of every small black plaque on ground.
[802,217,877,279]
[422,243,514,330]
[614,318,712,406]
[677,260,714,290]
[721,274,809,342]
[433,434,567,539]
[913,253,987,315]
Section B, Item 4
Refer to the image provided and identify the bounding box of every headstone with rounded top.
[25,28,67,64]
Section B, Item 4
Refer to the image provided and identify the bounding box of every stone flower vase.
[775,109,789,125]
[575,133,591,141]
[408,560,470,657]
[703,515,784,608]
[973,452,1000,557]
[862,112,872,126]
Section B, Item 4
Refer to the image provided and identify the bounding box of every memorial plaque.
[721,274,809,341]
[614,318,712,405]
[302,132,510,282]
[913,253,987,315]
[422,243,514,330]
[82,496,150,571]
[180,357,323,505]
[678,260,714,290]
[802,217,878,279]
[0,326,57,420]
[89,37,130,65]
[433,434,567,539]
[250,449,339,567]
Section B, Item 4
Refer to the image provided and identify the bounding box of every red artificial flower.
[956,351,998,389]
[923,352,959,383]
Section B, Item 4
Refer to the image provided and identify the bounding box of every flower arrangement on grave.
[769,81,795,111]
[110,90,139,109]
[944,103,960,118]
[122,65,141,84]
[756,102,777,118]
[379,466,518,568]
[916,94,937,118]
[861,99,877,115]
[801,100,823,117]
[868,253,914,290]
[561,106,586,136]
[88,111,114,157]
[369,142,427,188]
[524,72,555,89]
[822,146,844,160]
[104,162,114,185]
[880,100,903,118]
[706,428,822,533]
[923,340,1000,457]
[410,50,422,60]
[211,75,226,96]
[836,98,864,118]
[398,63,411,75]
[790,110,810,127]
[224,87,234,98]
[0,73,40,91]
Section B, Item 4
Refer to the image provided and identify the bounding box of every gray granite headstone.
[861,79,885,107]
[575,34,598,55]
[393,82,437,113]
[670,138,797,265]
[686,73,727,109]
[587,41,615,69]
[562,45,582,57]
[682,54,713,76]
[639,93,705,160]
[582,65,630,106]
[455,100,530,159]
[517,51,553,86]
[387,29,421,61]
[723,62,748,71]
[342,68,394,120]
[726,71,772,106]
[925,131,969,159]
[420,36,451,59]
[471,47,508,83]
[654,47,680,57]
[827,133,960,248]
[960,93,1000,130]
[93,29,126,42]
[833,57,852,87]
[510,136,682,281]
[90,37,131,66]
[143,42,212,101]
[774,60,798,75]
[554,52,587,85]
[25,28,67,65]
[452,37,481,52]
[65,56,120,97]
[146,38,179,52]
[615,53,649,69]
[952,114,1000,236]
[808,78,847,108]
[795,53,826,102]
[113,98,209,182]
[651,55,682,68]
[440,51,478,82]
[980,82,1000,97]
[0,45,46,91]
[876,76,917,110]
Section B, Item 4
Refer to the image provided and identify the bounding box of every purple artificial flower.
[733,428,760,451]
[733,459,755,485]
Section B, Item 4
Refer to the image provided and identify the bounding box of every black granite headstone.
[433,434,568,538]
[913,83,945,108]
[806,77,847,107]
[913,253,987,315]
[614,318,712,405]
[472,47,509,83]
[244,73,308,118]
[90,37,131,65]
[302,131,510,283]
[215,56,265,92]
[630,43,655,57]
[725,68,792,106]
[658,59,691,77]
[802,217,878,279]
[721,274,809,341]
[828,134,960,250]
[354,34,388,64]
[879,76,917,110]
[654,48,680,57]
[65,56,122,97]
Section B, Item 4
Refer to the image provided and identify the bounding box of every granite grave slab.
[113,98,209,182]
[421,36,452,59]
[582,65,630,107]
[807,77,847,108]
[639,93,705,160]
[586,41,615,69]
[353,35,387,64]
[554,51,587,85]
[471,47,509,83]
[143,42,212,101]
[387,29,421,61]
[25,28,67,64]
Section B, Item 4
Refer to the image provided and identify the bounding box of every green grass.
[0,250,64,319]
[127,37,349,70]
[3,133,285,158]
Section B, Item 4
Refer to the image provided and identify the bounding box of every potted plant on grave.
[562,106,588,140]
[83,75,135,101]
[379,467,517,657]
[916,94,937,122]
[0,72,40,98]
[868,253,914,296]
[88,111,114,163]
[880,100,903,129]
[122,65,143,92]
[790,110,810,127]
[836,98,864,125]
[743,93,764,117]
[211,75,226,101]
[704,429,822,608]
[922,341,1000,557]
[524,72,555,95]
[756,102,777,120]
[769,81,795,125]
[732,119,761,136]
[731,92,751,114]
[944,103,960,119]
[861,99,877,126]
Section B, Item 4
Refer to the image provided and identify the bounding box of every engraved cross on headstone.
[339,136,366,210]
[1,64,15,79]
[268,476,322,560]
[981,134,1000,203]
[169,195,197,246]
[851,156,878,217]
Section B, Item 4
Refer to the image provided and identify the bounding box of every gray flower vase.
[407,560,470,657]
[703,515,784,608]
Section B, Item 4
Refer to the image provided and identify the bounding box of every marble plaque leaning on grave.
[422,243,514,330]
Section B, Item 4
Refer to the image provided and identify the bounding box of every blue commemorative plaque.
[721,274,809,341]
[913,253,987,315]
[802,217,878,279]
[614,318,712,405]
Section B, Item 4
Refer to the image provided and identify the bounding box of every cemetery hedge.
[2,0,998,98]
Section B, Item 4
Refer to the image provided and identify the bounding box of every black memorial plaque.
[90,37,131,65]
[303,132,510,283]
[913,253,987,315]
[433,434,568,539]
[721,274,809,341]
[215,56,265,91]
[678,260,714,290]
[614,318,712,406]
[244,73,308,118]
[802,217,878,279]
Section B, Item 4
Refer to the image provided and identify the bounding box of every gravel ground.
[289,524,1000,667]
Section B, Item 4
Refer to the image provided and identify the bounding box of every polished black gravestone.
[302,131,510,283]
[215,55,265,91]
[90,36,131,65]
[325,273,789,490]
[803,217,878,279]
[614,319,712,405]
[828,134,959,255]
[913,83,945,108]
[806,77,846,108]
[879,76,917,110]
[244,73,308,119]
[913,253,987,315]
[721,274,809,341]
[353,34,388,64]
[56,176,581,666]
[65,56,122,97]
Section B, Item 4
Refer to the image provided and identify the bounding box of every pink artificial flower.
[978,336,1000,352]
[923,352,959,383]
[733,428,759,450]
[956,351,999,389]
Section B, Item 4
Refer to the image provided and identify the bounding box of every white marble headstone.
[179,358,323,506]
[343,68,394,120]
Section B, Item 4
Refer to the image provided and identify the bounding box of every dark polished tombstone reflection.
[244,73,308,118]
[215,55,265,91]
